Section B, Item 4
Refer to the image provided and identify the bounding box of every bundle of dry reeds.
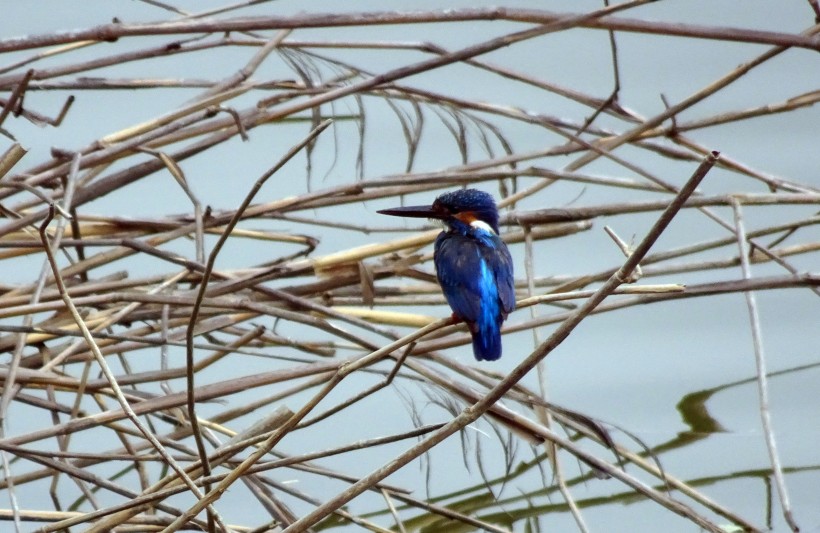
[0,2,818,532]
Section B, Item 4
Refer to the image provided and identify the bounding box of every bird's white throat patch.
[470,219,496,234]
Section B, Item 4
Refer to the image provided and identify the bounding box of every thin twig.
[38,205,231,533]
[730,198,799,532]
[178,119,332,530]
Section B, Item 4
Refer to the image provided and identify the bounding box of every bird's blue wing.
[434,230,514,361]
[434,231,515,321]
[480,233,516,315]
[434,233,487,323]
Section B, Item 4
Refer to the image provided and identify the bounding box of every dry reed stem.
[731,199,799,531]
[39,205,232,532]
[178,117,331,532]
[2,8,819,53]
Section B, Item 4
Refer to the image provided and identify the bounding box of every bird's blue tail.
[471,324,502,361]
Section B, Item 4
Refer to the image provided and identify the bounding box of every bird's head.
[377,189,501,234]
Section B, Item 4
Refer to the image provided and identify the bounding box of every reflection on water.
[315,361,820,532]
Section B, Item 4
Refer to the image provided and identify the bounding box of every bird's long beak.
[377,205,443,220]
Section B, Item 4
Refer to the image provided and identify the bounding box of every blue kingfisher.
[378,189,515,361]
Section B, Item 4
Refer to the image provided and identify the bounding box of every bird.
[378,189,515,361]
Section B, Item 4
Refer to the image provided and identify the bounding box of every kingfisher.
[378,189,515,361]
